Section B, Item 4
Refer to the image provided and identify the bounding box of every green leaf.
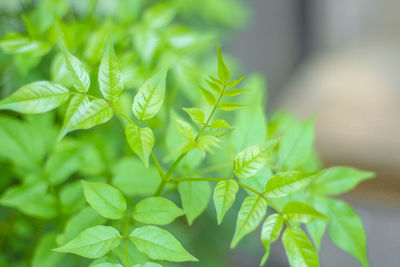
[217,46,231,82]
[210,119,233,129]
[57,206,106,245]
[129,225,198,262]
[264,171,318,198]
[98,40,124,101]
[62,47,90,93]
[66,99,113,132]
[327,198,369,267]
[197,135,221,152]
[0,32,49,55]
[0,81,69,113]
[311,167,374,195]
[231,195,268,248]
[0,182,57,219]
[213,180,239,224]
[205,79,222,94]
[218,102,245,111]
[126,124,155,168]
[59,94,90,139]
[260,214,284,266]
[226,75,245,87]
[54,225,121,259]
[224,89,249,97]
[282,227,319,267]
[199,85,216,106]
[112,157,162,197]
[278,117,315,170]
[32,233,68,267]
[178,181,211,225]
[82,181,127,219]
[282,202,327,223]
[182,107,205,125]
[175,118,194,141]
[132,69,167,120]
[133,197,184,225]
[234,140,278,178]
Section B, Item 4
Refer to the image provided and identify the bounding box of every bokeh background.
[227,0,400,266]
[0,0,399,266]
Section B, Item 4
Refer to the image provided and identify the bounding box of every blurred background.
[0,0,399,266]
[227,0,400,266]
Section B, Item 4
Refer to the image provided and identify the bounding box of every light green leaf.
[199,85,216,106]
[182,107,205,125]
[231,195,268,248]
[178,181,211,225]
[67,99,113,132]
[217,46,231,82]
[59,94,90,139]
[210,119,233,129]
[327,198,369,267]
[0,81,69,113]
[264,171,318,198]
[219,102,245,111]
[82,181,127,219]
[282,227,319,267]
[0,32,49,55]
[129,225,198,262]
[132,69,167,120]
[112,157,162,197]
[98,40,123,101]
[282,202,327,223]
[126,124,155,168]
[234,140,278,178]
[226,75,246,87]
[62,47,90,93]
[278,117,315,170]
[57,206,106,245]
[213,180,239,224]
[205,79,222,94]
[133,197,184,225]
[0,182,57,219]
[260,214,284,266]
[54,225,121,259]
[197,135,221,152]
[175,118,194,141]
[32,233,69,267]
[224,89,249,97]
[306,194,328,250]
[311,167,374,195]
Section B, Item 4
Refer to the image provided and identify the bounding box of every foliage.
[0,1,373,267]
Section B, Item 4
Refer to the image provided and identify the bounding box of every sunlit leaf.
[264,171,318,198]
[182,107,205,125]
[126,124,155,168]
[260,214,284,266]
[213,180,239,224]
[282,202,327,223]
[133,197,184,225]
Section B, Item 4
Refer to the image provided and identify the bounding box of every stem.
[124,215,129,267]
[169,177,227,182]
[151,153,166,180]
[154,179,167,196]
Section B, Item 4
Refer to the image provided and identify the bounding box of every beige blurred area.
[278,45,400,203]
[274,0,400,204]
